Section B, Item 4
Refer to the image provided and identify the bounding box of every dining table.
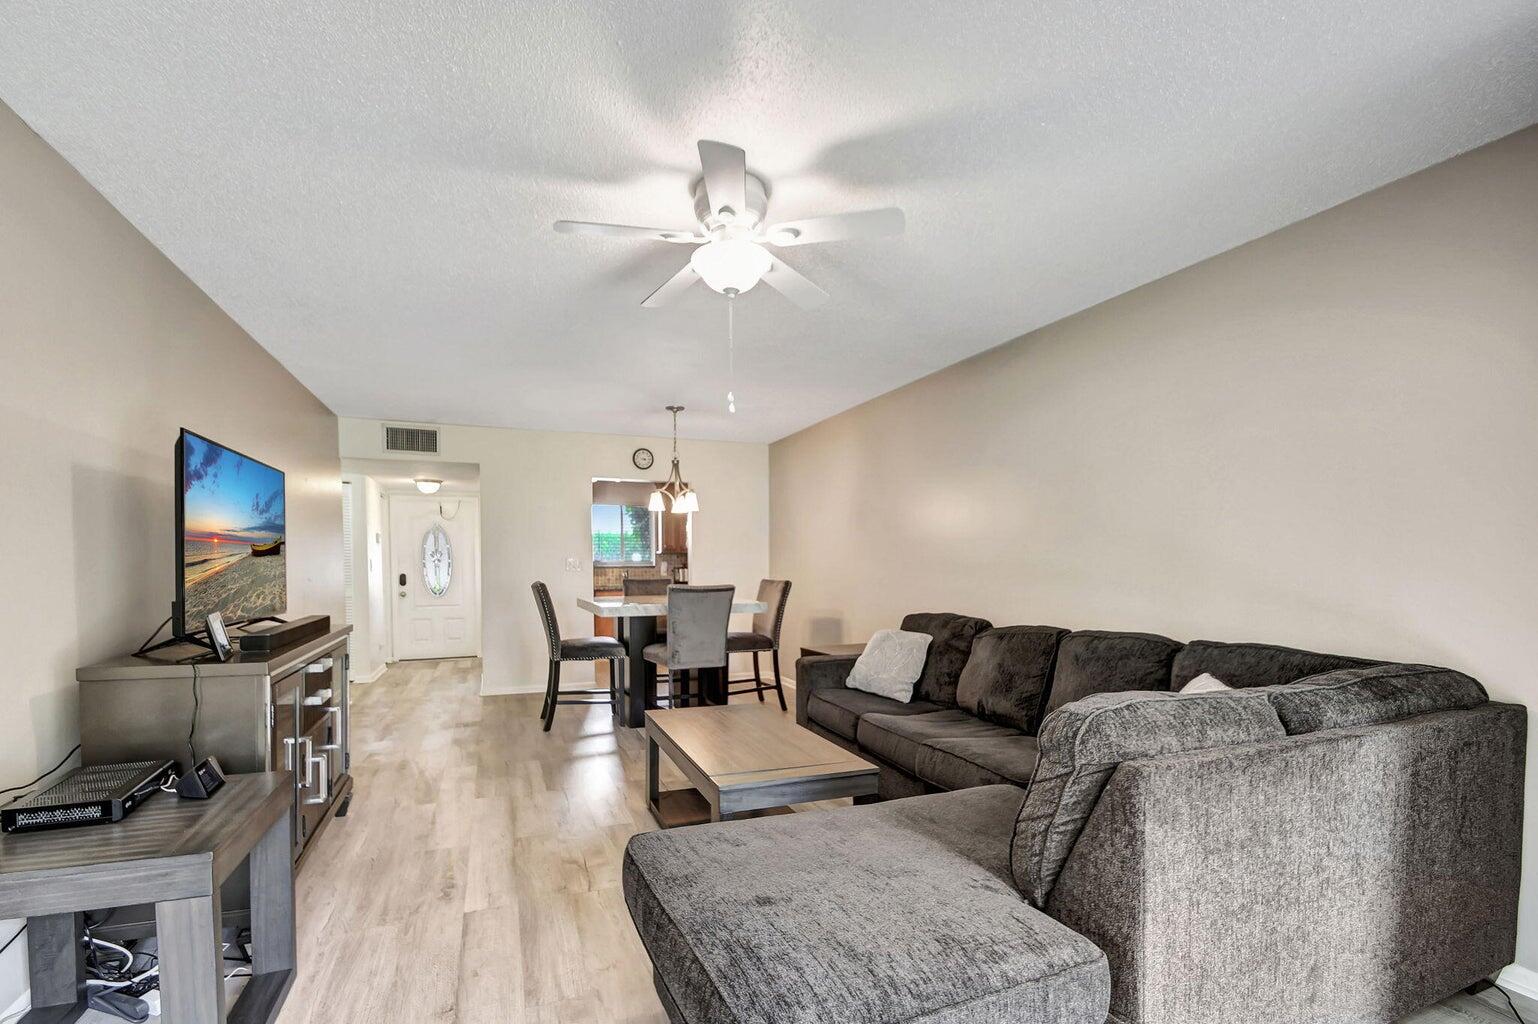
[577,595,769,727]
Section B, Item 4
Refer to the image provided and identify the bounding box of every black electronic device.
[1,760,179,834]
[174,429,287,643]
[237,613,331,653]
[175,756,227,799]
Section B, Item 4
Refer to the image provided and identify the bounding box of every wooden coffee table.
[645,704,879,827]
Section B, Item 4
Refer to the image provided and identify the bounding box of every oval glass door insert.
[422,523,453,597]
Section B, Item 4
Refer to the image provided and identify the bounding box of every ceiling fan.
[553,140,905,310]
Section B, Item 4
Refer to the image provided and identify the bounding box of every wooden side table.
[0,773,295,1024]
[799,641,867,659]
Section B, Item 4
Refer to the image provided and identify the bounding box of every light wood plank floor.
[270,659,1531,1024]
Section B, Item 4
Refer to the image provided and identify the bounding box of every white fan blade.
[697,140,748,222]
[554,220,701,243]
[763,208,905,246]
[761,257,829,309]
[641,262,701,308]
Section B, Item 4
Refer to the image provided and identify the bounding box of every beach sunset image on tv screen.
[181,432,286,626]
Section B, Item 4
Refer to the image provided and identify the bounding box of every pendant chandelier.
[649,405,699,513]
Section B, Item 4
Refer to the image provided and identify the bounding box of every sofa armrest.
[1047,702,1525,1024]
[794,654,858,726]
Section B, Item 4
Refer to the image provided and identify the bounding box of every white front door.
[389,494,480,660]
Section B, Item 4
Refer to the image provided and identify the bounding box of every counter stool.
[643,585,734,708]
[532,581,625,732]
[726,579,791,710]
[623,577,671,637]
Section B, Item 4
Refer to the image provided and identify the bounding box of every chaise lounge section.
[628,617,1525,1024]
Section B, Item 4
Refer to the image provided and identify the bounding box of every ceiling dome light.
[690,239,773,295]
[414,478,442,494]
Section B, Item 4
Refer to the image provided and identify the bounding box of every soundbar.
[238,614,331,653]
[2,760,179,834]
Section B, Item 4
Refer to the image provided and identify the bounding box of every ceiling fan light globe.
[690,239,772,295]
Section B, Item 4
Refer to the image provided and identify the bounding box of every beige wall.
[0,96,343,829]
[771,125,1538,968]
[338,418,770,695]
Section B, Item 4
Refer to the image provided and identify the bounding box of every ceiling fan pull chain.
[726,295,737,414]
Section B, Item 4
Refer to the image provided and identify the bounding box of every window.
[592,504,656,566]
[422,523,452,596]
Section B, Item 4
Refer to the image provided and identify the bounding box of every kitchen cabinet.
[661,511,688,554]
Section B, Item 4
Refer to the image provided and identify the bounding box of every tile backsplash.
[593,554,688,591]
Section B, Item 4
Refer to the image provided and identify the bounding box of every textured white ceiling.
[2,2,1535,443]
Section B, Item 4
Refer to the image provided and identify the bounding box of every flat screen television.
[175,429,287,639]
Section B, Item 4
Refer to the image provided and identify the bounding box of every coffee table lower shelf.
[649,788,794,829]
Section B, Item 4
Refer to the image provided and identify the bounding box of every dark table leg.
[701,667,728,706]
[155,891,224,1024]
[646,731,660,806]
[25,912,86,1023]
[621,615,657,728]
[249,809,295,975]
[226,808,299,1023]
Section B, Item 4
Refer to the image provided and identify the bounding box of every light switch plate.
[565,557,581,572]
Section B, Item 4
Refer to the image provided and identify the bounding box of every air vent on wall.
[383,424,439,454]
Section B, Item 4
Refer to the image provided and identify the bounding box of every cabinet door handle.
[302,688,334,706]
[297,736,315,788]
[304,753,330,805]
[305,659,334,674]
[283,737,298,771]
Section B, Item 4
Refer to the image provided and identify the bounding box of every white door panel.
[390,494,480,660]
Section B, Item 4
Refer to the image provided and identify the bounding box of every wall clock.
[632,447,655,471]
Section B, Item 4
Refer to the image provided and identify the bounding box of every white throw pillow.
[1181,672,1232,694]
[846,629,932,702]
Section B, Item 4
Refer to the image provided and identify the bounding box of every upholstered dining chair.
[532,581,626,732]
[642,585,734,709]
[726,579,792,710]
[622,577,671,597]
[623,576,670,636]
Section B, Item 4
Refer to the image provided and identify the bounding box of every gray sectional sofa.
[624,614,1526,1024]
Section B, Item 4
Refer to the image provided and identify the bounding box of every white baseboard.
[352,663,387,685]
[1,988,27,1023]
[480,680,542,697]
[1498,963,1538,1003]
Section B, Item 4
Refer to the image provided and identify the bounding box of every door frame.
[382,490,483,663]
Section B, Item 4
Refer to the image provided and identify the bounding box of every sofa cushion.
[857,709,1019,775]
[624,786,1111,1024]
[900,611,994,706]
[1268,663,1487,735]
[1171,638,1381,690]
[956,625,1069,733]
[806,687,942,741]
[1040,630,1183,724]
[1012,690,1286,908]
[846,628,932,702]
[916,734,1041,790]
